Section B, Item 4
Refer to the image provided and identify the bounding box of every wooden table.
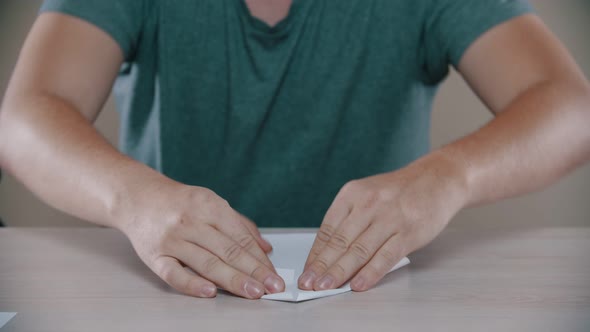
[0,227,589,331]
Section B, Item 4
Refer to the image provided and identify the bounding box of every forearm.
[0,93,172,229]
[433,80,590,208]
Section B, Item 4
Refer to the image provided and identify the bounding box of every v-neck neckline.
[238,0,303,35]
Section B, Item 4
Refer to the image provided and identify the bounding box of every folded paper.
[0,312,16,328]
[260,233,410,302]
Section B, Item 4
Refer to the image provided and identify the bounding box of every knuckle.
[331,262,347,278]
[176,215,189,227]
[249,265,265,279]
[312,258,330,273]
[326,233,350,251]
[308,246,323,265]
[362,264,381,283]
[398,195,423,222]
[379,248,399,266]
[376,189,394,202]
[223,243,243,264]
[192,221,209,235]
[191,188,218,205]
[317,224,335,243]
[350,242,372,262]
[397,219,413,234]
[236,235,256,250]
[310,246,323,258]
[341,180,360,195]
[218,198,231,209]
[202,256,221,275]
[163,214,188,235]
[211,197,231,213]
[230,273,244,291]
[363,189,394,210]
[363,191,379,209]
[154,236,173,254]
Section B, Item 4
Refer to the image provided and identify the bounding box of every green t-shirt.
[41,0,531,227]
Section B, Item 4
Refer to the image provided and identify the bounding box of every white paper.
[0,312,16,328]
[261,233,410,302]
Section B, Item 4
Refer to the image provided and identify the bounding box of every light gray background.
[1,1,589,228]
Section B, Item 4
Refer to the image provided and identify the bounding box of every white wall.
[1,0,589,227]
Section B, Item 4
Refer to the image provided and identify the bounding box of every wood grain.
[0,227,589,332]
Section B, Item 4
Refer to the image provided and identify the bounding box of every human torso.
[115,0,441,227]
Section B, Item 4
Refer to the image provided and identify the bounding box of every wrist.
[410,148,472,213]
[104,162,178,234]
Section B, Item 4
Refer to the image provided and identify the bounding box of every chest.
[117,0,438,188]
[153,1,424,85]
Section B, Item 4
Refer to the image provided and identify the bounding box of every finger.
[349,235,406,292]
[303,197,352,270]
[185,225,284,293]
[237,213,273,253]
[214,214,276,272]
[175,242,266,299]
[298,208,372,290]
[153,256,217,298]
[313,222,395,290]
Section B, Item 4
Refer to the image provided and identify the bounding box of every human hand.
[298,156,468,292]
[118,181,285,299]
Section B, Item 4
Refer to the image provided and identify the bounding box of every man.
[0,0,589,300]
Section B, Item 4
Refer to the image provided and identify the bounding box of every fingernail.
[264,275,283,293]
[298,271,316,289]
[244,281,264,298]
[316,275,335,290]
[202,285,217,297]
[351,276,365,291]
[262,237,272,248]
[262,238,273,252]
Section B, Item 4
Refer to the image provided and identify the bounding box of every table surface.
[0,226,589,332]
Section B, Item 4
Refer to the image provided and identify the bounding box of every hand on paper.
[298,155,468,292]
[119,183,284,299]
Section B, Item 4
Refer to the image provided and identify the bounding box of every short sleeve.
[422,0,533,82]
[39,0,148,61]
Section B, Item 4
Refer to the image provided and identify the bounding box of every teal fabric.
[40,0,531,227]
